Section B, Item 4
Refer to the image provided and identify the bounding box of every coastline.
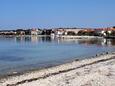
[60,35,103,39]
[0,52,115,86]
[0,35,103,39]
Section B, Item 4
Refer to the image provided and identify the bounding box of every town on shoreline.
[0,26,115,39]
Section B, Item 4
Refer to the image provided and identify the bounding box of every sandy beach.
[0,52,115,86]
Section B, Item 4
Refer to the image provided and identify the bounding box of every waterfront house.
[54,28,82,37]
[94,28,104,36]
[64,28,82,35]
[30,29,38,35]
[94,27,115,37]
[104,27,115,37]
[0,30,16,35]
[77,29,95,36]
[54,28,65,37]
[25,28,42,35]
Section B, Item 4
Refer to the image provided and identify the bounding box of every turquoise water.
[0,36,115,76]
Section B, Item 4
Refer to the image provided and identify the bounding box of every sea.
[0,36,115,76]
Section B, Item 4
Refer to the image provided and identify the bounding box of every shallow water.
[0,36,115,76]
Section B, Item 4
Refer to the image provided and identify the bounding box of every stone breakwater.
[0,52,115,86]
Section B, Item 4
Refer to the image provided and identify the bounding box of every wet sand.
[0,52,115,86]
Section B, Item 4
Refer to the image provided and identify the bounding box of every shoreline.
[0,35,103,39]
[60,35,103,39]
[0,51,115,86]
[0,51,110,79]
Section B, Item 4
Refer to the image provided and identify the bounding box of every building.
[25,28,42,35]
[54,29,65,37]
[94,27,115,37]
[0,30,16,35]
[77,29,95,36]
[64,28,82,35]
[54,28,82,37]
[30,29,38,35]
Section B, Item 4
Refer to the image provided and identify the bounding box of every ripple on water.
[0,55,25,62]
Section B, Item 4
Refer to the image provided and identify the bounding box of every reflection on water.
[15,36,52,43]
[2,36,115,46]
[76,39,115,46]
[0,36,115,76]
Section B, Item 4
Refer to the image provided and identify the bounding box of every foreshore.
[0,35,103,39]
[60,35,103,39]
[0,52,115,86]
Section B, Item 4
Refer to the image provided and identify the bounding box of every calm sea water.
[0,36,115,76]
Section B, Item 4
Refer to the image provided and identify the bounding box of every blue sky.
[0,0,115,29]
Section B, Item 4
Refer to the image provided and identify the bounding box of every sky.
[0,0,115,29]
